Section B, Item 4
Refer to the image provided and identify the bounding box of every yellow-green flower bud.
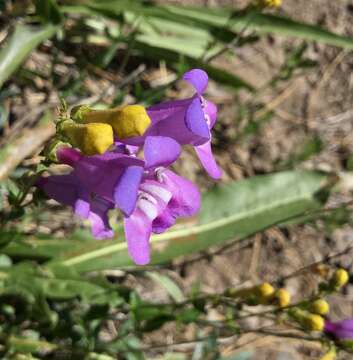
[290,309,324,332]
[255,0,282,8]
[255,282,275,299]
[274,288,291,308]
[225,282,275,304]
[60,121,114,156]
[309,299,330,315]
[320,349,336,360]
[303,313,325,332]
[71,104,151,139]
[330,269,349,289]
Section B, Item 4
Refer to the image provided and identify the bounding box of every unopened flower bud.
[290,309,324,332]
[224,282,275,305]
[303,313,325,331]
[255,282,275,299]
[255,0,282,8]
[320,349,336,360]
[60,121,114,156]
[71,104,151,139]
[309,299,330,315]
[274,288,291,308]
[330,269,349,290]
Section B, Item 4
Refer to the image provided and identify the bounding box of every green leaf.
[35,0,62,24]
[45,170,331,272]
[163,6,353,50]
[7,336,57,354]
[132,41,254,91]
[177,308,200,324]
[0,263,124,304]
[0,23,58,89]
[147,272,184,302]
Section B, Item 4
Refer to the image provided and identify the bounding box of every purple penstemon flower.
[37,146,145,239]
[56,147,144,216]
[38,144,200,265]
[124,167,200,265]
[37,174,114,239]
[121,69,222,179]
[37,69,219,264]
[325,319,353,340]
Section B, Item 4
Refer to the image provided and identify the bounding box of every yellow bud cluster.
[60,121,114,156]
[309,299,330,315]
[71,104,151,139]
[224,282,274,303]
[255,0,282,8]
[56,104,151,156]
[330,269,349,290]
[226,283,292,307]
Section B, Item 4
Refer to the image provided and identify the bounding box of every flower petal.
[38,173,114,239]
[162,169,201,218]
[114,165,143,216]
[194,140,222,179]
[74,152,144,204]
[89,197,114,239]
[183,69,208,95]
[144,136,181,168]
[152,207,176,234]
[38,174,81,208]
[124,209,151,265]
[185,97,210,144]
[204,99,218,129]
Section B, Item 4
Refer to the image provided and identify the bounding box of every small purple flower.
[38,147,200,265]
[57,147,144,216]
[325,319,353,340]
[37,174,114,239]
[37,146,145,240]
[122,69,222,179]
[124,167,200,265]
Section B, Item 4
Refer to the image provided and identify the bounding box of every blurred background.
[1,0,353,359]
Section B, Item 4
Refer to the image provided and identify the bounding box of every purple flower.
[37,146,145,240]
[124,167,200,265]
[57,147,144,216]
[122,69,222,179]
[325,319,353,340]
[37,174,114,239]
[38,147,200,265]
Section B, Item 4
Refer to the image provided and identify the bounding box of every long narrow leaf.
[163,6,353,50]
[0,24,58,89]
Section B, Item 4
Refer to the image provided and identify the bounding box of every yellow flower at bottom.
[71,104,151,140]
[255,0,282,8]
[61,121,114,156]
[330,269,349,289]
[303,313,325,332]
[255,282,275,299]
[309,299,330,315]
[320,349,336,360]
[275,288,291,308]
[290,309,324,332]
